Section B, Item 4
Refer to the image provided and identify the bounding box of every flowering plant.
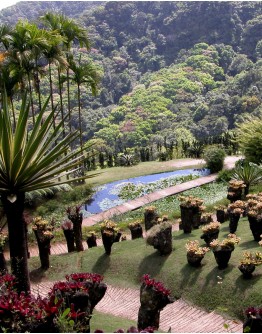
[185,240,210,256]
[240,251,262,266]
[144,206,157,213]
[178,195,204,208]
[202,221,221,234]
[86,230,98,238]
[142,274,170,296]
[214,205,227,210]
[32,216,54,240]
[227,200,246,215]
[209,234,241,251]
[200,212,213,224]
[228,180,246,190]
[66,272,103,284]
[128,221,142,229]
[245,307,262,318]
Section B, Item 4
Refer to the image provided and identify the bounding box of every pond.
[81,168,209,216]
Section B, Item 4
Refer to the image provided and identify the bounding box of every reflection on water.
[82,168,209,215]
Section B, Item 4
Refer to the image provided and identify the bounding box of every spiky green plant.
[0,89,95,293]
[232,161,262,195]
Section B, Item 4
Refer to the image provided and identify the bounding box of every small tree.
[203,145,226,173]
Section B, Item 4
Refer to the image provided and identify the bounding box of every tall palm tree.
[0,89,95,293]
[41,13,91,133]
[68,55,100,153]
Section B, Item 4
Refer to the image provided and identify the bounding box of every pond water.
[81,168,209,216]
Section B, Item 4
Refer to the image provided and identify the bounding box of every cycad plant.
[232,161,262,195]
[0,89,93,293]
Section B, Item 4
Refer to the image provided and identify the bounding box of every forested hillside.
[0,1,262,159]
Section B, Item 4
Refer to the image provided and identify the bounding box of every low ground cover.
[28,216,262,321]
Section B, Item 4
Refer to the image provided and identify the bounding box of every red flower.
[142,274,170,296]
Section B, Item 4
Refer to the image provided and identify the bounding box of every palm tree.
[41,13,91,133]
[68,55,100,152]
[0,89,95,294]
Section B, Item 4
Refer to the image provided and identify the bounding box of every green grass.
[90,310,137,333]
[87,159,204,187]
[28,217,262,322]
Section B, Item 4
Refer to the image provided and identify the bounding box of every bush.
[217,169,233,183]
[203,145,226,173]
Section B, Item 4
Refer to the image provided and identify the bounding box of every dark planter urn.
[86,235,97,248]
[243,317,262,333]
[114,231,122,242]
[229,213,241,234]
[137,283,174,331]
[216,209,228,223]
[152,226,172,255]
[192,209,202,229]
[248,216,262,241]
[144,210,158,231]
[213,248,233,269]
[101,231,115,255]
[34,230,53,270]
[187,253,204,267]
[180,206,194,233]
[200,230,219,246]
[227,187,242,203]
[68,214,84,252]
[238,264,256,279]
[63,229,75,252]
[130,225,143,239]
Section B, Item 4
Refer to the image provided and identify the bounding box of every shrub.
[203,145,226,173]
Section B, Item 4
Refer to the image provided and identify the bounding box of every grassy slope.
[29,217,262,321]
[87,159,204,186]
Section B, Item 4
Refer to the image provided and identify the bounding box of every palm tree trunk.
[2,192,30,294]
[66,68,72,133]
[77,83,83,154]
[27,72,35,125]
[10,97,16,131]
[58,68,65,138]
[48,61,55,130]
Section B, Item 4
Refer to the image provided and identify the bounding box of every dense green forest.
[0,1,262,162]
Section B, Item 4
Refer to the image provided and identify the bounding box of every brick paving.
[9,156,244,332]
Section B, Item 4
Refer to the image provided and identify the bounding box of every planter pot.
[229,214,241,234]
[152,226,172,255]
[227,187,242,203]
[243,317,262,333]
[200,230,219,246]
[213,248,233,269]
[180,206,194,233]
[238,264,256,279]
[144,210,158,231]
[248,216,262,241]
[216,209,228,223]
[63,229,75,252]
[34,230,53,270]
[101,232,115,255]
[86,235,97,248]
[187,253,204,267]
[130,225,143,239]
[114,232,122,242]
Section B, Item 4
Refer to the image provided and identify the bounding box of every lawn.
[29,216,262,322]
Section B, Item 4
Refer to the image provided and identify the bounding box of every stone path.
[9,156,244,332]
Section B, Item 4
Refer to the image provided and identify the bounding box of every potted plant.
[200,221,221,246]
[128,221,143,239]
[100,220,120,255]
[178,195,205,233]
[67,205,84,252]
[185,240,210,267]
[227,180,245,203]
[200,212,213,225]
[0,230,7,274]
[227,200,246,233]
[32,217,54,270]
[209,234,241,269]
[86,231,98,248]
[243,307,262,333]
[146,221,173,255]
[137,274,174,331]
[144,206,159,231]
[238,251,262,279]
[61,220,75,252]
[214,205,229,223]
[246,194,262,241]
